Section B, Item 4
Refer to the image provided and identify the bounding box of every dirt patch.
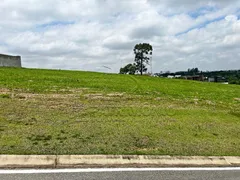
[205,100,214,105]
[13,93,78,101]
[69,88,89,92]
[193,98,199,105]
[84,94,112,100]
[234,98,240,101]
[107,93,124,97]
[0,88,10,93]
[49,88,89,93]
[84,93,127,100]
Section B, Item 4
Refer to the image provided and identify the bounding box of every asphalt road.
[1,168,240,180]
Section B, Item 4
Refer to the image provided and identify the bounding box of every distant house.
[175,75,182,78]
[208,77,215,82]
[0,54,21,67]
[185,75,205,81]
[208,76,226,83]
[167,75,174,79]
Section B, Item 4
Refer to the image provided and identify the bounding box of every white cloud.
[0,0,239,73]
[225,15,238,22]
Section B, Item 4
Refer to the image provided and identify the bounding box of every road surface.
[1,168,240,180]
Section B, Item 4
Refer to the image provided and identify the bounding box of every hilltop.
[0,67,239,155]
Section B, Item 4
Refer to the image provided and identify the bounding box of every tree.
[119,63,136,75]
[133,43,153,75]
[188,67,199,75]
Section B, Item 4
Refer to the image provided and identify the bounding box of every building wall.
[208,77,215,82]
[0,54,21,67]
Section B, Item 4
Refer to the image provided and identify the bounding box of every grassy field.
[0,67,239,155]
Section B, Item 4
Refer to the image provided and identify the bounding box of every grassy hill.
[0,67,239,155]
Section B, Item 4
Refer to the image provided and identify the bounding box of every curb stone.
[0,155,56,168]
[0,155,240,168]
[224,156,240,166]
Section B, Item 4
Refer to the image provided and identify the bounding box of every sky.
[0,0,240,73]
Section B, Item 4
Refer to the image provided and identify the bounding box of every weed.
[28,134,52,142]
[0,94,10,98]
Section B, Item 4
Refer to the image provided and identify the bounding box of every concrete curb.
[0,155,56,168]
[0,155,240,168]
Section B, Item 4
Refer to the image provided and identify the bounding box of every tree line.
[157,68,240,85]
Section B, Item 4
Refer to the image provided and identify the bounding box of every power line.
[102,66,111,70]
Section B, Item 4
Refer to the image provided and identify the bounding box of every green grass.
[0,67,239,155]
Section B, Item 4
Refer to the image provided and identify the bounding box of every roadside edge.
[0,155,240,168]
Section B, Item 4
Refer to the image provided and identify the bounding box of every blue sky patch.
[176,16,225,36]
[237,9,240,19]
[0,42,8,47]
[188,6,218,18]
[37,21,75,29]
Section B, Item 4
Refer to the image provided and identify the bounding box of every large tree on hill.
[134,43,153,75]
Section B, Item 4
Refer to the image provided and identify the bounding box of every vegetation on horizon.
[158,68,240,84]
